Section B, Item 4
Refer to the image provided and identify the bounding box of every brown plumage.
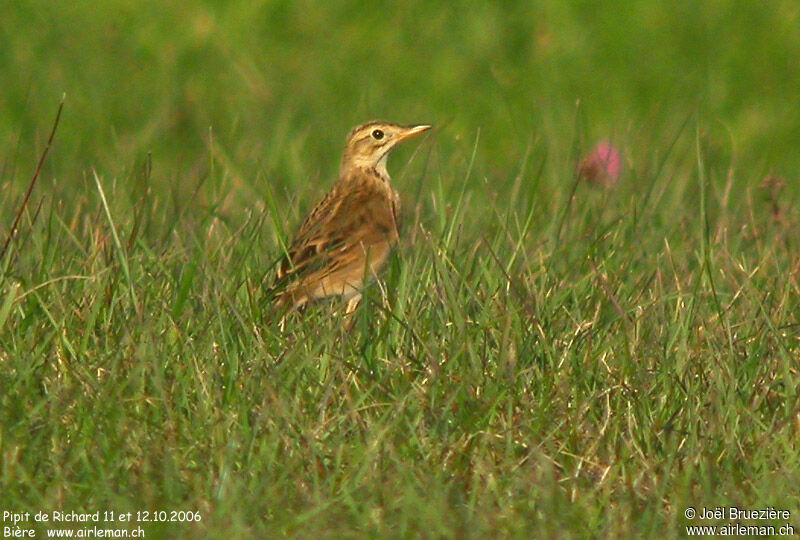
[272,121,431,317]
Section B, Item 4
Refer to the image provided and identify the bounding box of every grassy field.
[2,1,800,538]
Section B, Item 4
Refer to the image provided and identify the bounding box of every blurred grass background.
[1,1,800,538]
[2,1,799,187]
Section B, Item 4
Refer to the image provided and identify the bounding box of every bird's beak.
[397,124,432,142]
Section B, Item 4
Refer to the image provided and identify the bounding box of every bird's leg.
[345,294,362,316]
[343,294,362,330]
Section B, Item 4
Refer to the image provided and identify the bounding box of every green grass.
[2,1,800,538]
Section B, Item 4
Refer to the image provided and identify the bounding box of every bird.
[270,121,431,320]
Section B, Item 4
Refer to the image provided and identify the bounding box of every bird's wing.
[275,182,399,288]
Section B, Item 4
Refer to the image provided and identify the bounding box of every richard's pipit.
[271,121,431,317]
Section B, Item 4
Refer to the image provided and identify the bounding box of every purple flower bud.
[578,141,621,188]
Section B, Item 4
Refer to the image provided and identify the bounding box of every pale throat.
[374,151,390,179]
[345,150,392,183]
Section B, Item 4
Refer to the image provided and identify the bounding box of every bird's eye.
[371,129,384,140]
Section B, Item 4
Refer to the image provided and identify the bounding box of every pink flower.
[578,141,621,188]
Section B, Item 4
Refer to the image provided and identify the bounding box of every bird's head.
[341,121,431,177]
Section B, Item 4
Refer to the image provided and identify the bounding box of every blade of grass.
[93,169,139,309]
[0,96,64,264]
[0,281,20,329]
